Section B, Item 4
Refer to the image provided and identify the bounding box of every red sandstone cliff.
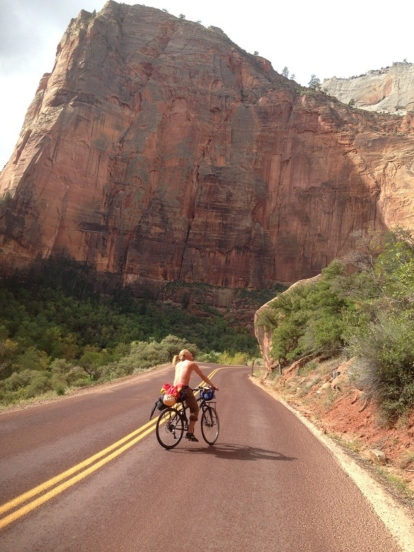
[1,2,414,289]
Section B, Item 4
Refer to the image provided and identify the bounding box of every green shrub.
[257,231,414,420]
[4,370,36,392]
[0,369,53,402]
[24,372,52,398]
[54,384,66,396]
[267,261,347,365]
[217,351,249,365]
[199,351,221,363]
[97,335,199,377]
[349,315,414,421]
[0,255,258,401]
[12,347,51,372]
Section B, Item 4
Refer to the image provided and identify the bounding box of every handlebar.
[194,386,217,402]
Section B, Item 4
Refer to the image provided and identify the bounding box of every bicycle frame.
[155,387,219,449]
[181,392,215,427]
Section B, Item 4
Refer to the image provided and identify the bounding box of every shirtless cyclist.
[173,349,219,442]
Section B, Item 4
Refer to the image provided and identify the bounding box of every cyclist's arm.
[192,363,219,390]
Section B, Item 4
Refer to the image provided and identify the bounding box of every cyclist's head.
[178,349,193,361]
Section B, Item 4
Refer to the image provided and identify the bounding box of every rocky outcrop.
[1,2,414,289]
[322,62,414,114]
[254,275,321,374]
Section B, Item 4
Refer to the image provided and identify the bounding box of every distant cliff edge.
[322,62,414,114]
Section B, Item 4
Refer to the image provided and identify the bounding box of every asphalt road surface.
[0,364,404,551]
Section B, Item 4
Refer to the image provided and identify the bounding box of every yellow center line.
[0,417,158,519]
[0,424,156,529]
[0,368,222,529]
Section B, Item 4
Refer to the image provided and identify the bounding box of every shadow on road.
[170,443,297,462]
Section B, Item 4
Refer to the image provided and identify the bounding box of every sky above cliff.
[0,0,412,168]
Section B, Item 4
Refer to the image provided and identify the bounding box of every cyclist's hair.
[172,354,179,365]
[178,349,191,361]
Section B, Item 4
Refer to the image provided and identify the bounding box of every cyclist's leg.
[183,389,199,435]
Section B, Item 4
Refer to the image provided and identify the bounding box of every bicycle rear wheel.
[156,407,185,449]
[200,406,219,445]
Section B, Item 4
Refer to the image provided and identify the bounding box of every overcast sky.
[0,0,413,168]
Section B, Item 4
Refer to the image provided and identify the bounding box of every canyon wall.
[1,2,414,289]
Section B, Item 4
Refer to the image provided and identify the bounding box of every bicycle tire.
[156,407,185,449]
[200,406,220,445]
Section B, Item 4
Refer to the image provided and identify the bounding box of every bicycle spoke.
[201,406,220,445]
[156,408,185,449]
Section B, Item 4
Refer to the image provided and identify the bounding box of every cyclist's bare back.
[173,352,218,391]
[174,359,218,390]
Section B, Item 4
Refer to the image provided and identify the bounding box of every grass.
[298,360,318,376]
[329,433,364,454]
[376,467,414,503]
[329,432,414,506]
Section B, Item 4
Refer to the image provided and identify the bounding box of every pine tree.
[308,74,321,90]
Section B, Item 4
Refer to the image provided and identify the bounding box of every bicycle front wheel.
[156,407,185,449]
[201,406,220,445]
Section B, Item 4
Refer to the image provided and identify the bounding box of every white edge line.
[249,376,414,552]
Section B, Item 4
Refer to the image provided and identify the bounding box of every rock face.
[1,2,414,289]
[322,62,414,114]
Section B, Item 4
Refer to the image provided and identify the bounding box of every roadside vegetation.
[0,257,259,406]
[256,230,414,423]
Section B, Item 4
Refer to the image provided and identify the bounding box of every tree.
[308,74,321,90]
[282,66,289,78]
[290,74,296,81]
[79,347,105,380]
[179,14,186,19]
[0,337,18,376]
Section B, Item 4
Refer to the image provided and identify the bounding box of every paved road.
[0,364,403,551]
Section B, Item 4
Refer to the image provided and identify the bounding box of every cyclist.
[173,349,219,442]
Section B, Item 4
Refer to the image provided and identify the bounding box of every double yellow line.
[0,369,221,530]
[0,417,158,529]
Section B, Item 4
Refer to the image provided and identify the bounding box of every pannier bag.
[150,397,167,420]
[163,394,177,406]
[200,388,215,401]
[149,383,183,419]
[156,397,166,410]
[160,383,183,403]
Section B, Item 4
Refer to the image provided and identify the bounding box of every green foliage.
[349,314,414,422]
[217,351,250,366]
[282,66,289,78]
[308,74,321,90]
[259,231,414,420]
[199,351,221,363]
[103,335,197,379]
[0,369,53,403]
[234,283,287,306]
[267,261,347,364]
[0,256,258,404]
